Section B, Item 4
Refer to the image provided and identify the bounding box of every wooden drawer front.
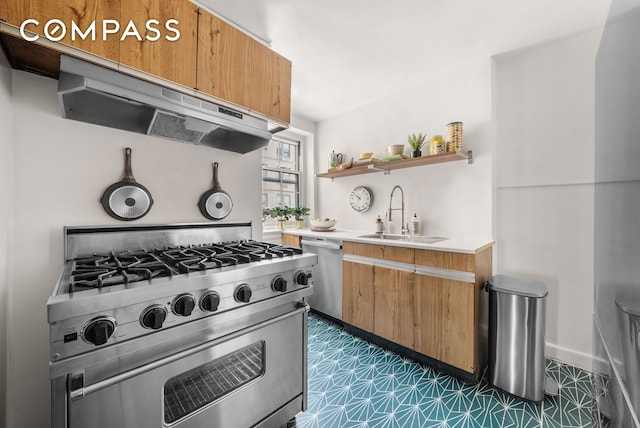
[343,241,414,263]
[343,242,382,258]
[415,249,475,272]
[342,260,374,332]
[414,274,475,372]
[281,233,301,248]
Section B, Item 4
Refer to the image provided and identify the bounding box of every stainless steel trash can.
[487,274,548,402]
[616,292,640,419]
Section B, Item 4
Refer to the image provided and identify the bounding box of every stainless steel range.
[47,222,316,428]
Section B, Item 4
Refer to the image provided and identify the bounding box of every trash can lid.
[487,274,548,298]
[615,291,640,316]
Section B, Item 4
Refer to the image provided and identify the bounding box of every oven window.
[163,341,265,424]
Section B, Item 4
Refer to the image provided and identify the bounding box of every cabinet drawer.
[343,242,414,263]
[281,233,301,248]
[415,249,475,272]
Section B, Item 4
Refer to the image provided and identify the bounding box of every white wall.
[495,29,601,369]
[315,59,493,240]
[6,70,263,428]
[315,28,601,371]
[0,49,13,428]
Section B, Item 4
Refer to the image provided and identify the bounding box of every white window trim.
[260,126,315,238]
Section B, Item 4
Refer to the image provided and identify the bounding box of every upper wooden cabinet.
[249,40,292,123]
[197,9,292,123]
[1,1,292,124]
[2,0,120,61]
[119,0,198,88]
[197,10,251,109]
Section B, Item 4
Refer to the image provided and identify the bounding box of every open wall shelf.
[316,150,472,179]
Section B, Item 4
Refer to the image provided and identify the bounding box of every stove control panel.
[49,265,314,360]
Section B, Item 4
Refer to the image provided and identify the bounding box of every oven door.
[66,307,307,428]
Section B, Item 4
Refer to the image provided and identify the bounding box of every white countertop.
[282,228,494,254]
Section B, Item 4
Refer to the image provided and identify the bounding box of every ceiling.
[196,0,611,123]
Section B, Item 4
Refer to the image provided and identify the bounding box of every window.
[262,137,301,230]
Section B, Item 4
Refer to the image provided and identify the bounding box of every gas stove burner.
[66,240,304,293]
[70,251,176,292]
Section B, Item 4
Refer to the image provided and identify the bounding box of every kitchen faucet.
[387,185,409,235]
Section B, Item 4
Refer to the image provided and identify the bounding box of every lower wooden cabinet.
[341,240,493,380]
[342,260,374,332]
[414,275,476,372]
[374,266,414,349]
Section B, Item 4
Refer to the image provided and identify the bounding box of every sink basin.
[358,234,409,240]
[409,236,447,244]
[358,234,447,244]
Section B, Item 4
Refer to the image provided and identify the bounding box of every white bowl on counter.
[310,219,337,229]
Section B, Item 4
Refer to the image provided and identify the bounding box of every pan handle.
[123,148,135,181]
[212,162,221,190]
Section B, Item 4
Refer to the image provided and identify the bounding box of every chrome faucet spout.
[387,185,408,234]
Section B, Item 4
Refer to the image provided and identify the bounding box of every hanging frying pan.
[100,147,153,221]
[198,162,233,220]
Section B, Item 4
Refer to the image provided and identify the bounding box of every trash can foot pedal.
[544,376,559,396]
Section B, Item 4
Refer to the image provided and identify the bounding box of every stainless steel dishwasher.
[301,237,343,320]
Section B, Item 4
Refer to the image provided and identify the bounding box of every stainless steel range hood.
[57,56,272,154]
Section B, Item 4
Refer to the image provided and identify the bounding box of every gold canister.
[429,135,445,155]
[445,122,463,152]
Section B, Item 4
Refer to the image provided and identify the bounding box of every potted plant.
[292,206,310,229]
[262,207,271,222]
[269,206,292,230]
[408,133,426,157]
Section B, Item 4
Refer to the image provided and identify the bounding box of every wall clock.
[349,186,373,212]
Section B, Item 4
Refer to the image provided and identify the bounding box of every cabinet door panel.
[119,0,197,88]
[414,274,475,372]
[249,40,291,123]
[374,267,414,349]
[196,10,251,107]
[3,0,120,61]
[342,261,374,331]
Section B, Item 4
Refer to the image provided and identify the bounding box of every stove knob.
[294,271,310,286]
[235,284,252,303]
[173,294,196,316]
[82,316,116,346]
[271,276,287,293]
[200,291,221,312]
[140,305,167,329]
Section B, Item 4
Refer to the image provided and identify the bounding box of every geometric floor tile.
[295,313,596,428]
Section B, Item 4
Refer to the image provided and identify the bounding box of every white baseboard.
[546,342,593,371]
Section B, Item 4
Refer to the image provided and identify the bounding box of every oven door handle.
[70,302,310,401]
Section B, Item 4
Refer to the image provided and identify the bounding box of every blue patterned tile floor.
[295,314,594,428]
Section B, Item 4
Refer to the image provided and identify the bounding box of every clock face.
[349,186,373,212]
